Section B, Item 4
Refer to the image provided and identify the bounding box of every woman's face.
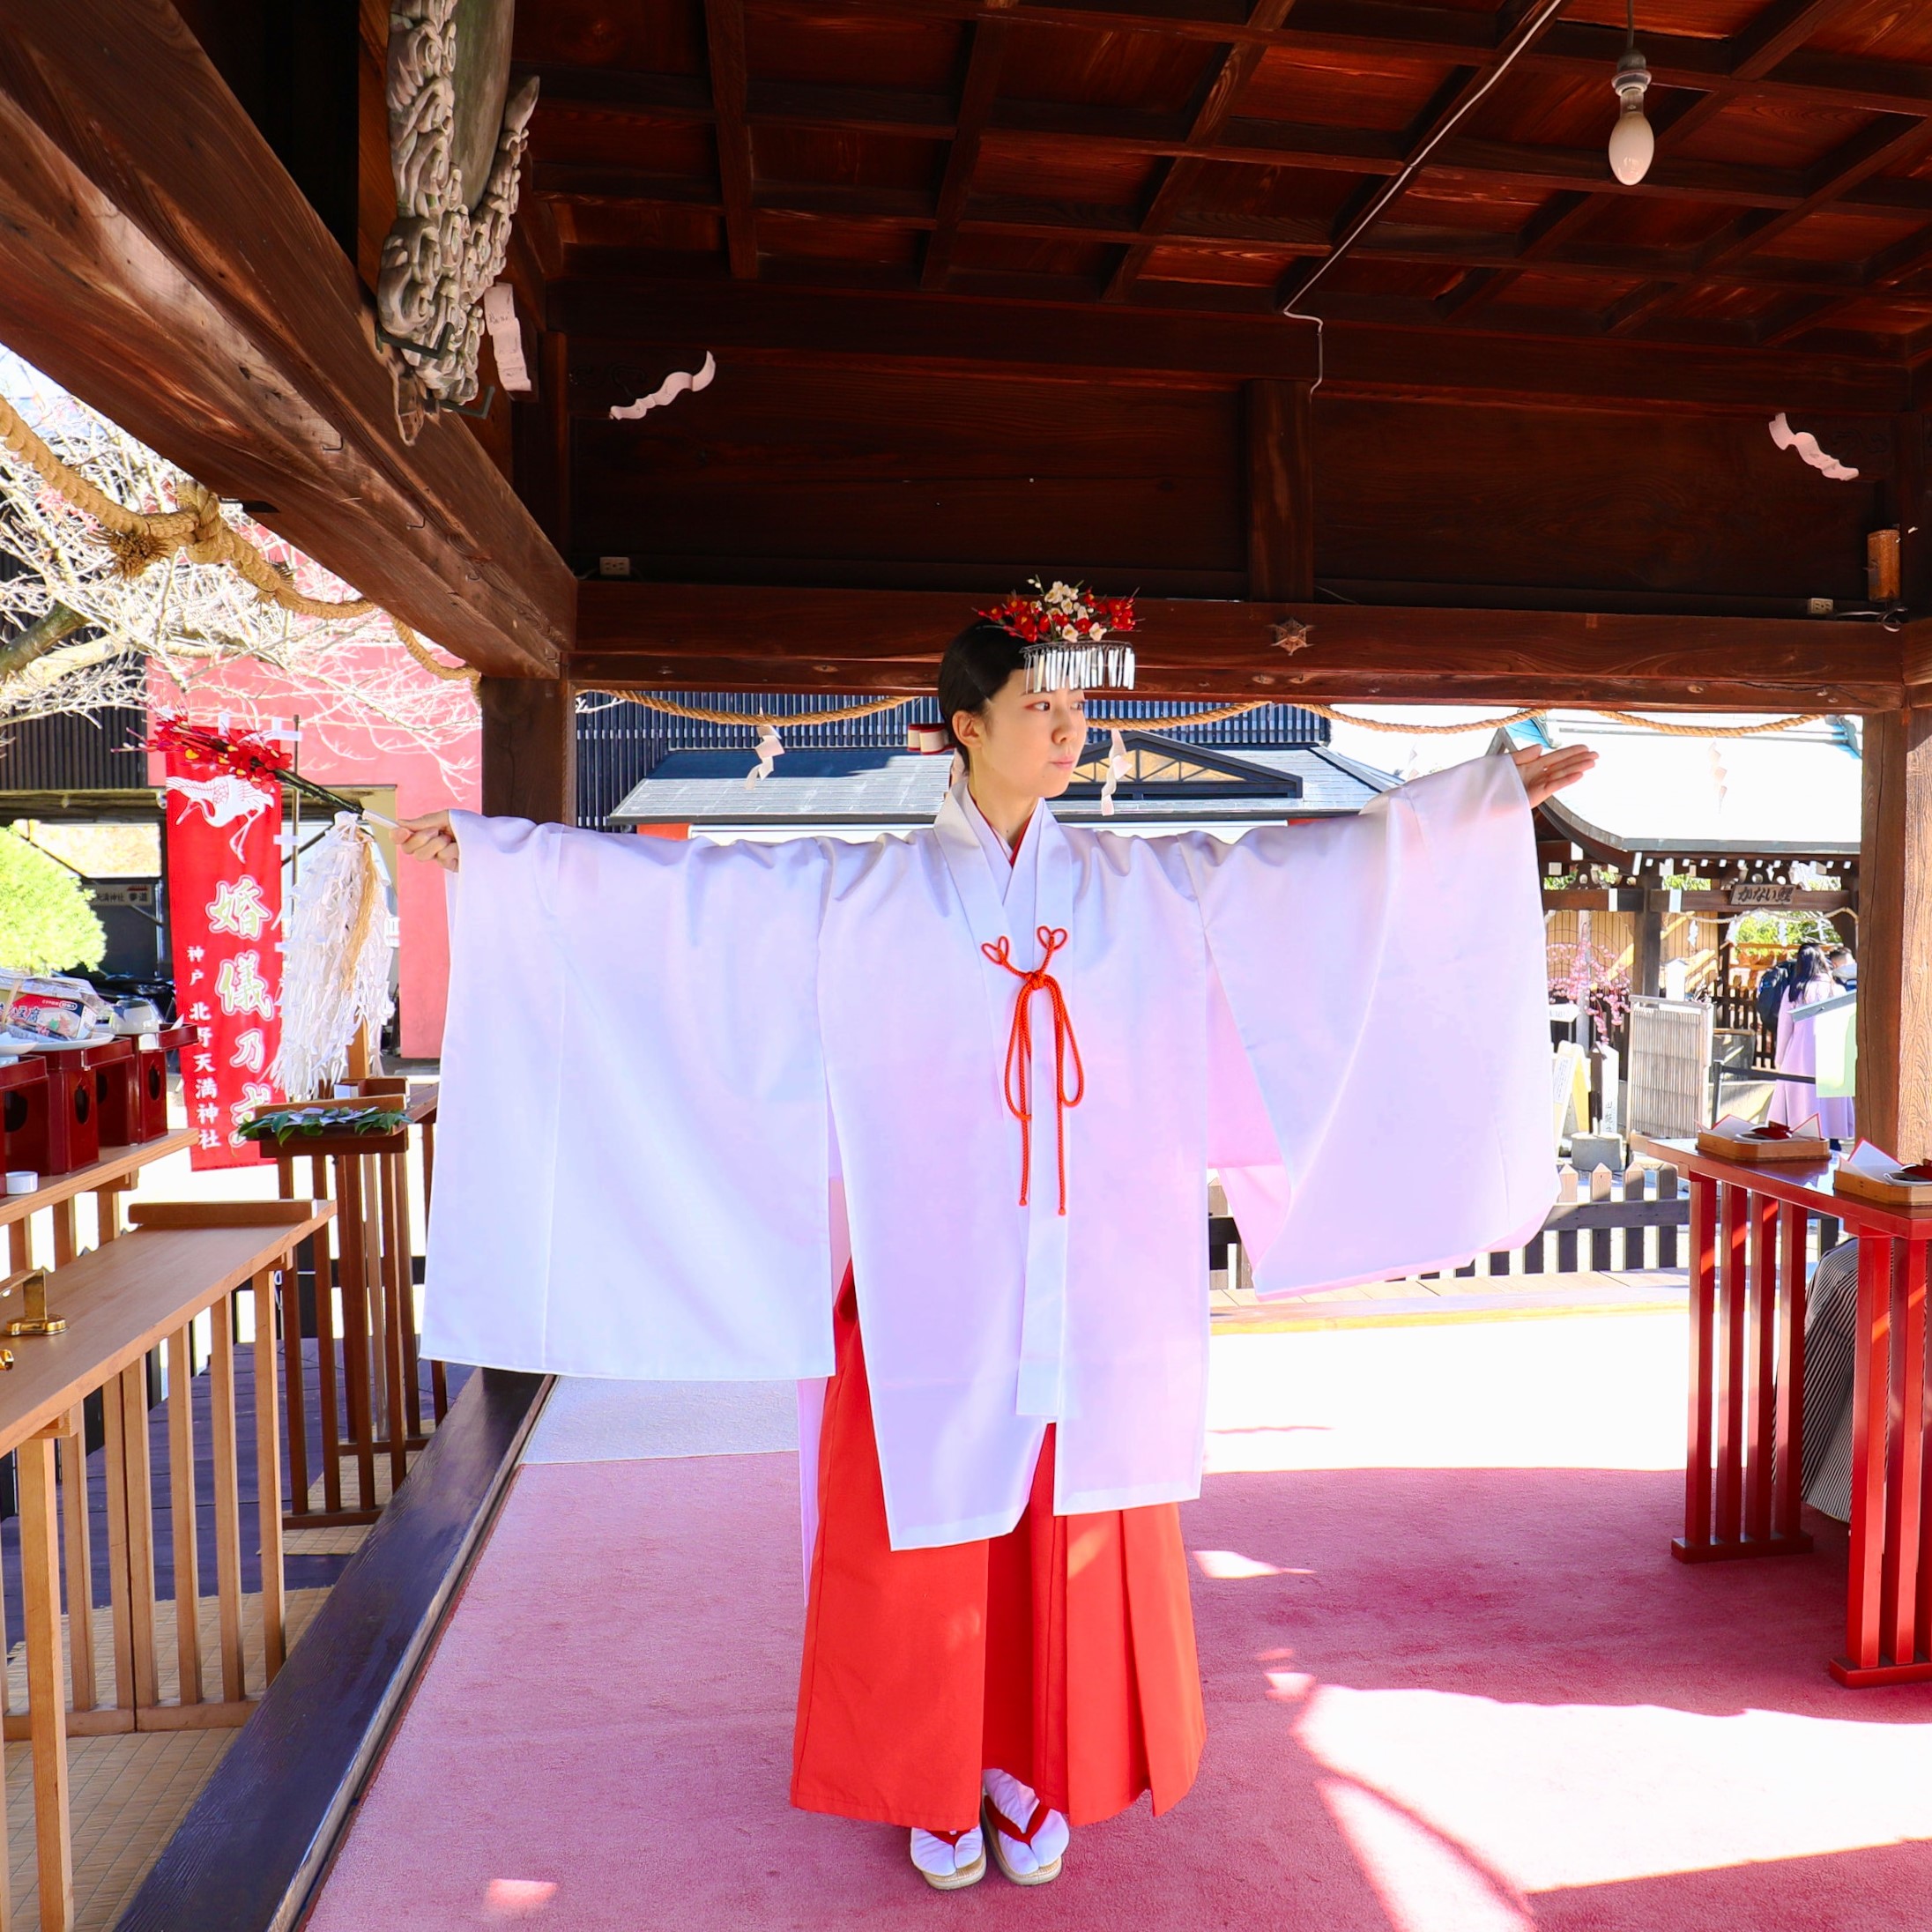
[953,672,1089,799]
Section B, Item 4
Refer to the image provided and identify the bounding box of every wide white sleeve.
[421,814,835,1379]
[1186,754,1555,1297]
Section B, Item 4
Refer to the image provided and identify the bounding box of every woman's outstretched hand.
[399,810,461,872]
[1510,743,1597,807]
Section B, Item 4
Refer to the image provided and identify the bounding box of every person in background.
[1767,941,1854,1138]
[1827,944,1857,992]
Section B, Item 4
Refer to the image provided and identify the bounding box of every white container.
[4,1171,38,1196]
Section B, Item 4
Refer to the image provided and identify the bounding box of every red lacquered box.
[0,1058,52,1176]
[84,1038,141,1146]
[31,1051,99,1175]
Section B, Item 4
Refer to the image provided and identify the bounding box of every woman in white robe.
[399,618,1594,1889]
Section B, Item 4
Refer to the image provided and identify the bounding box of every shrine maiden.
[403,603,1595,1891]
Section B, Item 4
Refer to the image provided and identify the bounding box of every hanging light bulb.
[1608,1,1653,185]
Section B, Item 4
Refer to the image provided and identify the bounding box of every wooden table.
[1,1131,194,1268]
[0,1197,331,1932]
[1637,1136,1932,1687]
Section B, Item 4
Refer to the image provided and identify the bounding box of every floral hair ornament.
[979,579,1137,694]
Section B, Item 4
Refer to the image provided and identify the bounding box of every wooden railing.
[273,1080,444,1526]
[1637,1134,1932,1689]
[0,1190,330,1932]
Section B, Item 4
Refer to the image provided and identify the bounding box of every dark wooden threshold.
[116,1367,551,1932]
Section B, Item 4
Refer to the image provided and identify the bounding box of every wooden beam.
[922,4,1017,293]
[1104,0,1296,304]
[572,582,1906,709]
[526,64,1932,224]
[480,677,577,824]
[537,167,1916,303]
[1854,705,1932,1161]
[1448,0,1876,324]
[0,0,570,678]
[701,0,757,278]
[1244,380,1312,601]
[1613,111,1932,338]
[554,280,1319,382]
[557,280,1906,412]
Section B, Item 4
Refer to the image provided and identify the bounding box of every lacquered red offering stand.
[1638,1135,1932,1687]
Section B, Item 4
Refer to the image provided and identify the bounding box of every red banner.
[162,752,285,1169]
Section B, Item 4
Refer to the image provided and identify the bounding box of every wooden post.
[58,1408,93,1714]
[19,1431,70,1932]
[165,1326,202,1705]
[480,674,576,824]
[1635,896,1665,999]
[253,1267,286,1681]
[207,1299,247,1704]
[1854,706,1932,1161]
[1244,379,1313,602]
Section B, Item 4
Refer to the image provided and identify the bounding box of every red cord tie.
[980,925,1085,1215]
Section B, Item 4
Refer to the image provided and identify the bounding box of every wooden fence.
[1211,1161,1847,1288]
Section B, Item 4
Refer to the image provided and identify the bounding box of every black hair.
[1791,941,1833,987]
[937,619,1030,760]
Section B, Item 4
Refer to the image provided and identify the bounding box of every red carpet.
[308,1332,1932,1931]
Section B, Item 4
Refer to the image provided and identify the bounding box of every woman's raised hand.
[399,810,461,872]
[1510,743,1597,808]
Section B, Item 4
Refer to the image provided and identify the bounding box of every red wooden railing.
[1640,1135,1932,1687]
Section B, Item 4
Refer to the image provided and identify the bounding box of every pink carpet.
[308,1345,1932,1930]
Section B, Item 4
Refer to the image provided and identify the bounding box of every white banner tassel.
[745,724,784,787]
[270,814,396,1099]
[1099,728,1128,818]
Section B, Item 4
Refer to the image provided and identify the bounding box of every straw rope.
[1297,701,1827,738]
[0,390,492,698]
[597,687,1827,739]
[586,688,914,726]
[0,393,1845,741]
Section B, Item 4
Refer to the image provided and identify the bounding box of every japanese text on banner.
[162,753,284,1170]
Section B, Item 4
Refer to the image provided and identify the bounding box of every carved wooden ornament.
[378,0,538,440]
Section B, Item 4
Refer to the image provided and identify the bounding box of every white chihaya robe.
[424,754,1554,1548]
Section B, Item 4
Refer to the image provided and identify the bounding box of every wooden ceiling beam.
[537,169,1890,301]
[0,0,568,678]
[555,277,1908,409]
[1612,109,1932,338]
[701,0,758,278]
[1103,0,1297,304]
[556,279,1320,379]
[524,68,1932,222]
[752,0,1932,116]
[922,4,1017,293]
[1762,218,1932,347]
[572,581,1905,710]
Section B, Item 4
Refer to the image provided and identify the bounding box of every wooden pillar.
[1244,379,1313,602]
[1636,894,1665,999]
[480,676,577,824]
[1854,705,1932,1160]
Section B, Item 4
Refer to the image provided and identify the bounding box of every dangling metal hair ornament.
[980,579,1137,694]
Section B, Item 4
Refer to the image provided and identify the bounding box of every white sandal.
[910,1824,986,1891]
[980,1785,1067,1886]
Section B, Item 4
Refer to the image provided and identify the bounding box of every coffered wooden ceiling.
[511,0,1932,362]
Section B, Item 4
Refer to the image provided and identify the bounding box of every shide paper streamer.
[609,353,717,420]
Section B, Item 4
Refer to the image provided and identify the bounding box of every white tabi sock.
[910,1824,984,1880]
[981,1768,1070,1874]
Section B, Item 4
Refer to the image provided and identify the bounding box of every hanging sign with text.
[162,749,285,1169]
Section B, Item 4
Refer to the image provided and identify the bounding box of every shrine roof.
[606,739,1389,831]
[1508,710,1862,857]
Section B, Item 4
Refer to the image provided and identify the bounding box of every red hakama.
[791,1271,1206,1832]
